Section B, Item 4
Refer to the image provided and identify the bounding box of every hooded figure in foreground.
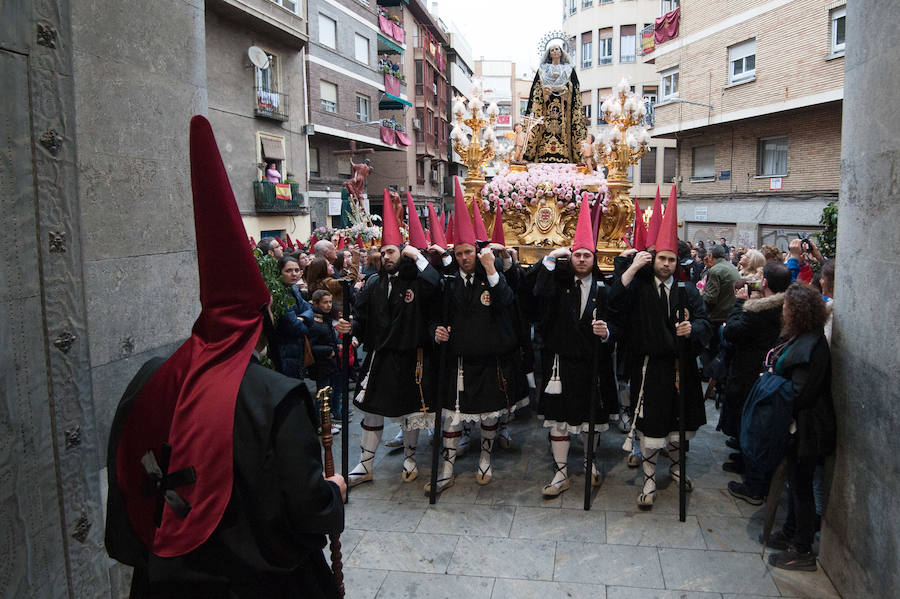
[105,116,345,598]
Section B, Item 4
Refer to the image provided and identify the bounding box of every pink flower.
[557,201,564,207]
[511,192,519,201]
[526,190,535,198]
[568,202,576,209]
[530,198,538,205]
[515,201,523,209]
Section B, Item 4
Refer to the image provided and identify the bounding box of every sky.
[432,0,563,79]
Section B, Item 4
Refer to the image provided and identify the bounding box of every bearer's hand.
[620,248,638,258]
[336,317,352,335]
[592,319,608,338]
[401,245,420,260]
[479,247,497,275]
[326,474,347,502]
[427,243,446,255]
[675,320,692,337]
[435,325,450,343]
[550,247,571,260]
[628,251,653,273]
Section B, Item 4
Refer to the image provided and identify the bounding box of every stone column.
[819,0,900,595]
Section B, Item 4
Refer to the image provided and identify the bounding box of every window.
[582,90,592,122]
[598,28,613,64]
[620,25,636,63]
[520,98,529,115]
[271,0,297,13]
[583,0,593,7]
[320,81,337,112]
[415,60,424,96]
[309,147,320,178]
[691,145,715,181]
[640,147,657,183]
[415,108,424,142]
[597,87,610,123]
[354,34,369,64]
[416,159,425,182]
[642,85,658,105]
[318,14,337,48]
[831,7,846,54]
[581,31,593,68]
[660,0,679,14]
[356,95,370,121]
[758,136,788,176]
[254,52,278,92]
[569,0,577,15]
[728,38,756,84]
[661,66,679,100]
[663,147,676,183]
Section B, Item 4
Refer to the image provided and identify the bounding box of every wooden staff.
[584,280,606,511]
[317,387,345,597]
[675,282,688,523]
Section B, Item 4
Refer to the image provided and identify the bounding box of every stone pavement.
[331,402,840,598]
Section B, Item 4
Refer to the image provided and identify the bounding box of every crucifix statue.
[334,141,375,202]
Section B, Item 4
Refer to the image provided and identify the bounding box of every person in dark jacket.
[719,262,792,473]
[760,284,834,571]
[307,290,342,428]
[276,255,315,380]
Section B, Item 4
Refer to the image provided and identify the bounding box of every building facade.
[562,0,678,202]
[305,0,411,228]
[206,0,312,244]
[642,0,845,248]
[475,59,517,176]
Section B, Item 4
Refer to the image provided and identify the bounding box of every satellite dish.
[248,46,270,70]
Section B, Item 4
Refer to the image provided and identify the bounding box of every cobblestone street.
[333,402,840,598]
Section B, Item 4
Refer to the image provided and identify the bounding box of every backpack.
[740,371,794,475]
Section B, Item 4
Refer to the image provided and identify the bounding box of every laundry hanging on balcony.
[654,8,680,44]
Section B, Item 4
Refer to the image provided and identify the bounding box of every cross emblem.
[140,442,197,526]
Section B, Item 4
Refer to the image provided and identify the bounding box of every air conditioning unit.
[297,191,309,207]
[412,118,422,130]
[301,124,315,135]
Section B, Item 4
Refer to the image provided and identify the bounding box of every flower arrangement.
[480,163,609,214]
[345,223,381,242]
[311,225,335,242]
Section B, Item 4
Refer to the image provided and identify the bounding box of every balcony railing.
[254,88,289,121]
[253,181,305,213]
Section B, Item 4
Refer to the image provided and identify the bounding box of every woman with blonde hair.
[741,249,766,281]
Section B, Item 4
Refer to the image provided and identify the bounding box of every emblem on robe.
[480,290,491,306]
[404,289,415,303]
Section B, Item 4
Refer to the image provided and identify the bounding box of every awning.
[379,92,412,110]
[260,137,285,160]
[377,33,404,55]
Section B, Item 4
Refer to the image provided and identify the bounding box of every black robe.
[437,265,520,417]
[105,358,344,599]
[534,260,618,431]
[352,257,441,419]
[608,261,712,442]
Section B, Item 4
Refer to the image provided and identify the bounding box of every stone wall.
[819,0,900,595]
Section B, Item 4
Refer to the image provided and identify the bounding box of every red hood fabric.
[656,185,679,254]
[309,234,318,248]
[337,235,345,250]
[632,198,647,251]
[490,202,506,245]
[357,234,365,248]
[590,197,603,245]
[572,200,596,253]
[285,234,295,250]
[116,115,268,558]
[471,198,489,242]
[380,189,403,247]
[646,186,663,248]
[453,179,476,247]
[406,192,428,249]
[275,236,287,249]
[446,213,455,246]
[427,202,447,248]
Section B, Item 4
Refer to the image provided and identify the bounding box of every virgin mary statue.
[524,37,588,164]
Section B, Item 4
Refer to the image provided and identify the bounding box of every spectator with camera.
[719,262,793,474]
[785,237,825,284]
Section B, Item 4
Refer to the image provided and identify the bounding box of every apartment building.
[563,0,678,201]
[305,0,411,228]
[446,20,476,201]
[205,0,312,242]
[643,0,845,248]
[475,59,517,176]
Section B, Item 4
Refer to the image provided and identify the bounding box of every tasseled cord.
[544,354,562,395]
[452,356,464,425]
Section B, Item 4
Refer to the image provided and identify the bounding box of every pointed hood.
[446,213,455,246]
[356,234,365,249]
[656,185,679,254]
[490,202,506,245]
[427,202,447,248]
[380,189,404,248]
[632,198,647,251]
[646,186,663,248]
[590,196,603,245]
[406,191,428,249]
[337,235,345,250]
[285,234,295,250]
[275,236,287,250]
[571,200,596,253]
[114,116,269,558]
[309,234,318,248]
[453,179,476,247]
[472,199,489,242]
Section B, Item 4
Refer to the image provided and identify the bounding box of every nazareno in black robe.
[436,264,521,420]
[105,357,344,599]
[352,256,441,423]
[534,259,619,433]
[608,257,713,447]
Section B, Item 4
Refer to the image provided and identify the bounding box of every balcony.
[254,88,289,121]
[377,8,405,45]
[206,0,307,45]
[253,180,306,213]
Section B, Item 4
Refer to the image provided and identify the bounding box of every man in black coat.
[719,261,792,475]
[429,239,518,491]
[610,245,711,508]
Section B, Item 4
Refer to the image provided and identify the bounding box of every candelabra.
[595,77,651,268]
[450,87,499,205]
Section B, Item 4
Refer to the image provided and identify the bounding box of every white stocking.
[439,421,462,483]
[639,435,659,498]
[548,423,571,488]
[403,429,420,475]
[479,416,498,477]
[349,413,384,481]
